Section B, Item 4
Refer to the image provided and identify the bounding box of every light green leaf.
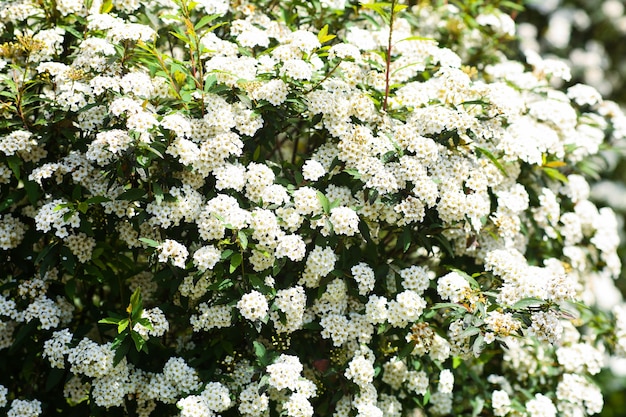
[139,238,160,248]
[238,230,249,250]
[194,14,220,31]
[317,191,330,214]
[230,252,243,273]
[98,317,121,325]
[511,297,546,310]
[543,167,568,183]
[117,318,130,334]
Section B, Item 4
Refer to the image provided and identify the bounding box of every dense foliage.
[1,0,626,416]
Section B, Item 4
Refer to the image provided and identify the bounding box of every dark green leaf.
[6,155,21,180]
[131,331,146,352]
[117,188,146,201]
[112,338,131,366]
[45,368,65,392]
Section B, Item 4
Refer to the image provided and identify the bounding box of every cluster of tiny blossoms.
[1,0,626,416]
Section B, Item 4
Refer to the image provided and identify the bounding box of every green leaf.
[6,155,21,180]
[253,340,266,359]
[98,316,122,325]
[397,35,435,43]
[361,2,391,22]
[458,326,480,339]
[238,230,248,250]
[393,3,407,12]
[472,334,485,356]
[117,188,146,201]
[9,321,36,353]
[452,356,462,369]
[511,297,546,310]
[153,182,164,204]
[204,74,217,92]
[543,167,568,183]
[317,24,336,44]
[117,318,130,333]
[344,168,361,179]
[100,0,113,13]
[23,180,41,205]
[194,14,219,31]
[139,238,160,248]
[85,195,111,204]
[129,287,143,318]
[136,317,154,330]
[45,368,65,392]
[471,396,485,417]
[230,252,243,273]
[131,331,146,352]
[77,201,88,214]
[397,340,416,359]
[317,191,330,214]
[501,1,525,12]
[543,160,567,168]
[113,338,131,366]
[475,146,507,176]
[448,268,480,290]
[58,24,84,40]
[431,302,468,312]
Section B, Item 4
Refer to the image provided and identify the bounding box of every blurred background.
[516,1,626,415]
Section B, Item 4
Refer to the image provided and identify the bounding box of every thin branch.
[383,0,397,112]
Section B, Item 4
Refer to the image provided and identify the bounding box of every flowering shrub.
[1,0,626,416]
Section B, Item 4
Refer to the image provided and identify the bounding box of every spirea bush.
[1,0,626,416]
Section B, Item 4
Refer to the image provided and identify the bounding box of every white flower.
[275,234,307,261]
[351,263,376,296]
[345,355,375,387]
[266,354,303,391]
[437,272,471,303]
[329,206,359,236]
[7,399,42,417]
[0,384,7,408]
[526,393,557,417]
[438,369,454,394]
[302,159,326,181]
[237,290,269,322]
[193,245,222,271]
[492,390,511,416]
[158,239,189,268]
